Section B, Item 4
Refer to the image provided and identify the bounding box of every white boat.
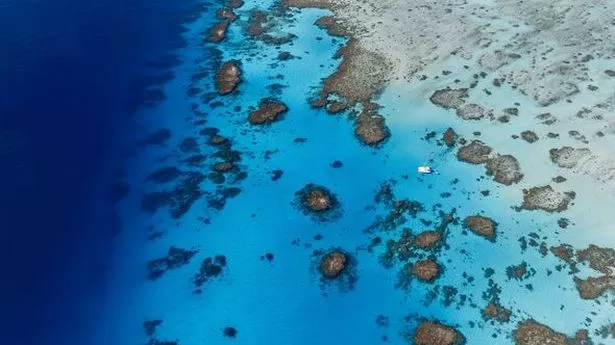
[417,166,433,174]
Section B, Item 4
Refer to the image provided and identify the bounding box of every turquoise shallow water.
[99,1,615,344]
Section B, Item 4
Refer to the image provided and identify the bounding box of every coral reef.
[442,128,457,147]
[485,154,523,185]
[576,244,615,275]
[320,251,347,278]
[520,185,572,213]
[141,172,206,218]
[313,248,358,292]
[429,88,469,110]
[193,255,227,287]
[456,140,492,164]
[411,258,441,283]
[482,302,512,323]
[414,230,444,250]
[294,184,341,222]
[147,167,182,184]
[146,247,198,280]
[413,321,464,345]
[215,61,242,95]
[312,39,390,110]
[520,130,539,143]
[463,215,496,241]
[574,275,615,300]
[549,146,591,169]
[207,21,230,43]
[223,327,237,338]
[143,319,163,337]
[354,103,390,146]
[248,99,288,125]
[513,320,580,345]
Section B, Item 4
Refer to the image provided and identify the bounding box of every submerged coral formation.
[482,302,512,323]
[463,215,496,241]
[430,88,469,110]
[549,146,591,169]
[215,60,242,95]
[354,103,390,146]
[294,184,341,222]
[411,258,441,283]
[193,255,227,287]
[457,140,492,164]
[520,185,572,213]
[313,248,357,292]
[513,320,589,345]
[147,247,198,280]
[413,321,464,345]
[248,99,288,125]
[320,251,347,278]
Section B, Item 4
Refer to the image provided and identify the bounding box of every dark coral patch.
[209,134,229,146]
[429,88,469,109]
[146,247,198,280]
[271,169,283,181]
[215,60,242,95]
[574,275,615,300]
[312,248,358,293]
[211,161,235,173]
[456,140,492,164]
[321,251,347,278]
[506,261,535,281]
[207,21,230,43]
[485,154,523,185]
[442,127,457,147]
[141,128,172,146]
[225,0,243,8]
[414,230,444,250]
[413,320,465,345]
[141,172,205,218]
[143,320,163,337]
[147,167,182,184]
[463,215,496,241]
[366,187,428,233]
[247,10,267,37]
[326,101,347,114]
[521,130,539,143]
[330,160,343,168]
[248,99,288,125]
[482,302,512,323]
[577,244,615,275]
[205,186,242,210]
[223,327,237,338]
[354,103,390,146]
[520,185,571,213]
[411,258,441,283]
[294,183,342,222]
[217,8,237,21]
[193,255,227,287]
[180,137,200,153]
[513,320,585,345]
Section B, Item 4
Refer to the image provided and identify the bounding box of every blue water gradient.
[0,0,198,343]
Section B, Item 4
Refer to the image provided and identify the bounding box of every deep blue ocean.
[0,0,195,343]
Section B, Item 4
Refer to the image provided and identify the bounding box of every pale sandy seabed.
[280,0,615,342]
[286,0,615,240]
